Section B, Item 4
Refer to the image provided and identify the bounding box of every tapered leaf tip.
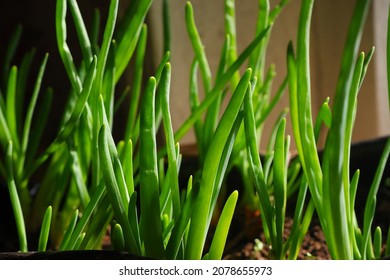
[92,55,98,64]
[164,62,171,71]
[245,68,252,75]
[163,50,171,59]
[148,76,157,86]
[185,1,194,16]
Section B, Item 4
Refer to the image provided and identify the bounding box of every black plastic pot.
[0,250,149,260]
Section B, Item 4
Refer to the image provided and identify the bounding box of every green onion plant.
[0,0,247,259]
[183,0,299,224]
[182,0,306,259]
[244,79,317,259]
[288,0,390,259]
[0,0,153,250]
[60,60,247,259]
[1,0,389,261]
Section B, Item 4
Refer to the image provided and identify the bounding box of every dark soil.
[223,214,331,260]
[222,207,390,260]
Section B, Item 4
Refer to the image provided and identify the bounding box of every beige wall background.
[147,0,390,150]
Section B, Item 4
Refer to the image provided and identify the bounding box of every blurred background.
[1,0,389,151]
[147,0,390,150]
